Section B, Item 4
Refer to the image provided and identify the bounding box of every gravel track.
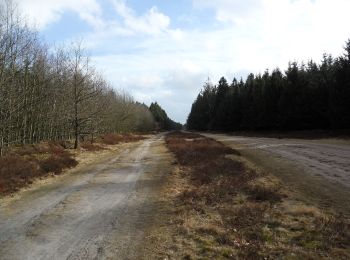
[0,135,172,260]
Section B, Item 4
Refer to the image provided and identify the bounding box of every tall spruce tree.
[187,39,350,132]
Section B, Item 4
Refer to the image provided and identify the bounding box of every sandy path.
[0,134,172,260]
[203,133,350,215]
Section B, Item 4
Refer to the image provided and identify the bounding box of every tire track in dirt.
[0,134,173,260]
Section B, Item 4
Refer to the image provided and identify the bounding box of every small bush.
[12,141,67,156]
[40,156,63,174]
[39,154,77,174]
[14,145,37,156]
[1,141,79,195]
[101,133,145,145]
[166,132,239,166]
[59,154,78,168]
[221,203,267,228]
[247,185,284,203]
[0,156,39,193]
[81,142,105,151]
[57,140,73,149]
[48,141,66,155]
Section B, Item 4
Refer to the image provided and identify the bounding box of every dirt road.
[0,135,172,260]
[203,133,350,215]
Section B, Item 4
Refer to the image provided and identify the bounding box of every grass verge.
[146,131,350,259]
[0,133,147,196]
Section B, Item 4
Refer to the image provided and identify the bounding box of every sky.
[15,0,350,123]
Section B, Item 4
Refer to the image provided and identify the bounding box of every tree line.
[187,39,350,132]
[149,102,182,131]
[0,1,158,155]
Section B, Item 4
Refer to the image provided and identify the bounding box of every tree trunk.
[0,137,3,157]
[74,99,79,149]
[74,132,79,149]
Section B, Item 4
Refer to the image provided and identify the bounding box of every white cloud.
[112,0,170,35]
[192,0,350,70]
[90,0,350,122]
[16,0,103,29]
[13,0,350,122]
[194,0,262,24]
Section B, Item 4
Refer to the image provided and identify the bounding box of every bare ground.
[0,134,173,260]
[202,133,350,216]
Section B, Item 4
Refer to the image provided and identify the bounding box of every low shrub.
[0,142,78,195]
[81,142,105,151]
[59,154,78,168]
[0,156,39,193]
[164,131,350,259]
[48,141,66,155]
[12,141,67,157]
[315,216,350,249]
[166,132,239,166]
[101,133,145,145]
[247,185,284,203]
[39,154,77,174]
[39,156,63,174]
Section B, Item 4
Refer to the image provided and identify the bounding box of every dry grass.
[152,131,350,259]
[100,133,145,145]
[80,142,105,151]
[292,215,350,252]
[287,204,322,217]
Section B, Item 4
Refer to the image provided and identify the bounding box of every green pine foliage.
[187,39,350,132]
[149,102,182,131]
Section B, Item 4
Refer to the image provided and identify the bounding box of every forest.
[149,102,182,131]
[187,40,350,132]
[0,2,179,156]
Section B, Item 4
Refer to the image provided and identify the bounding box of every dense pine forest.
[149,102,182,131]
[0,2,179,155]
[187,40,350,132]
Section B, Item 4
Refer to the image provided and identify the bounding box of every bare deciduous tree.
[0,1,155,156]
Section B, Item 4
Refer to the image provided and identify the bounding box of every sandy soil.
[203,133,350,215]
[0,134,173,260]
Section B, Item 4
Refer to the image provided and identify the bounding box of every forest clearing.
[1,132,349,259]
[1,0,350,259]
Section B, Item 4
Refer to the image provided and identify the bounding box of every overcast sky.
[16,0,350,123]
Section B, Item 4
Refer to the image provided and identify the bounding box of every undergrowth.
[0,133,147,196]
[0,141,77,195]
[162,131,350,259]
[100,133,145,145]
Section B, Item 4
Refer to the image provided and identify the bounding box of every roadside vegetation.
[0,2,182,195]
[0,133,146,196]
[147,132,350,259]
[187,40,350,132]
